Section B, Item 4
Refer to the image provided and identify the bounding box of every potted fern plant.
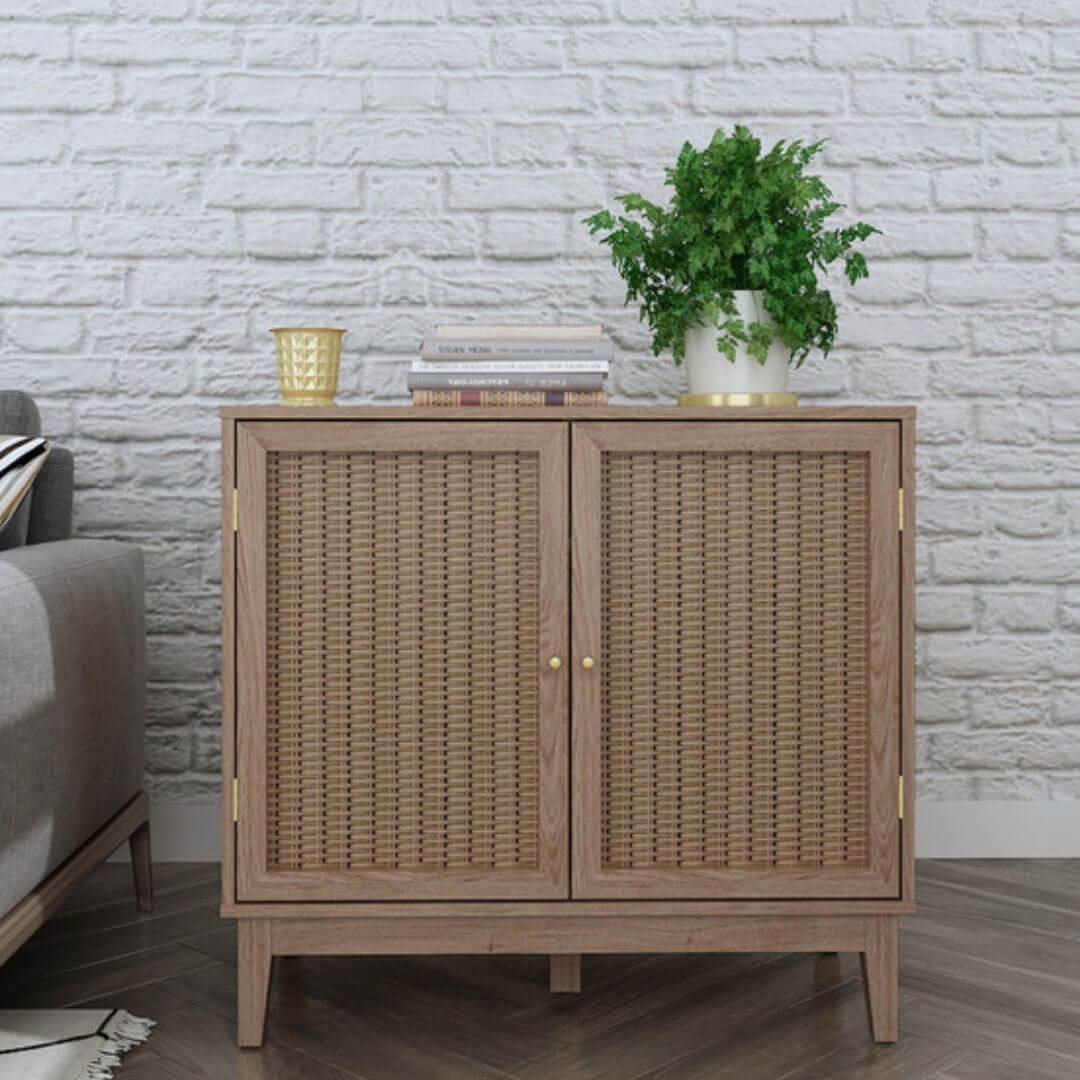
[585,126,879,401]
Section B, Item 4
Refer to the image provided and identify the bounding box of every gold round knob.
[582,656,595,670]
[548,657,562,670]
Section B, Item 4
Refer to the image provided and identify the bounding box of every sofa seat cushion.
[0,539,146,919]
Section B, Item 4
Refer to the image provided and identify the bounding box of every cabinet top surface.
[220,404,916,421]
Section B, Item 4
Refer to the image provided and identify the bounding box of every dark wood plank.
[84,979,366,1080]
[506,952,797,1040]
[163,959,526,1080]
[47,863,217,917]
[184,924,236,966]
[0,943,218,1008]
[138,1001,365,1080]
[17,869,219,952]
[509,952,861,1080]
[2,861,1080,1079]
[115,1057,201,1080]
[147,961,240,1025]
[935,1051,1080,1080]
[902,988,1080,1077]
[0,903,222,998]
[635,982,938,1080]
[903,909,1080,1027]
[915,860,1080,940]
[776,1032,965,1080]
[160,955,572,1072]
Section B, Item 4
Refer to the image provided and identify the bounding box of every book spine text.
[407,370,606,391]
[420,338,613,362]
[413,358,609,374]
[412,389,609,407]
[435,324,604,340]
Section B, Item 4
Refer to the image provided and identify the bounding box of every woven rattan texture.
[265,449,542,872]
[600,450,871,871]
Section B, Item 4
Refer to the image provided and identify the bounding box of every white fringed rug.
[0,1010,153,1080]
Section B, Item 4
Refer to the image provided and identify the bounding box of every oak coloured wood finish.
[221,405,916,422]
[222,406,913,1049]
[549,953,582,993]
[236,421,569,902]
[572,422,900,900]
[237,918,272,1048]
[220,416,236,911]
[233,911,893,1047]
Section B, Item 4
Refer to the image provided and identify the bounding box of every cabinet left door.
[233,420,569,901]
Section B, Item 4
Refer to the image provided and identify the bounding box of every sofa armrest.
[0,539,146,918]
[27,446,74,545]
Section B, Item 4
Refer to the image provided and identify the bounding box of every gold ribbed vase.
[272,327,347,406]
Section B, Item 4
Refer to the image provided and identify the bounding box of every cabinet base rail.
[235,913,898,1048]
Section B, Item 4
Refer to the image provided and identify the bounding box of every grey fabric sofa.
[0,391,152,966]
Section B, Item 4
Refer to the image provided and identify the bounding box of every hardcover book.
[407,370,607,391]
[411,389,609,407]
[419,338,613,362]
[413,358,609,374]
[435,323,604,340]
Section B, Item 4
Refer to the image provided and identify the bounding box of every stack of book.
[409,323,610,406]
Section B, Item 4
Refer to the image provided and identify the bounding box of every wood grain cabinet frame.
[220,406,915,1049]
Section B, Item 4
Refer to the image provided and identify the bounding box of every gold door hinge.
[898,775,904,820]
[232,778,239,822]
[898,488,904,532]
[232,489,238,532]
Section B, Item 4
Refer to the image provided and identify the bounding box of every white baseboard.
[914,800,1080,858]
[109,799,1080,863]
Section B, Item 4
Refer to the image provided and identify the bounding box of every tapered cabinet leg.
[238,919,273,1047]
[549,954,581,993]
[128,819,153,914]
[861,916,899,1043]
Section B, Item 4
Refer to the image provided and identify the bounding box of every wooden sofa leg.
[238,920,273,1047]
[550,954,582,993]
[128,818,153,914]
[862,916,899,1043]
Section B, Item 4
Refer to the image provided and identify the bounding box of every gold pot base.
[280,396,338,407]
[678,392,798,407]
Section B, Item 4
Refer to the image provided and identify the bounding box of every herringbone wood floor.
[1,861,1078,1079]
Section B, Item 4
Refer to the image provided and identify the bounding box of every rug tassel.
[75,1012,155,1080]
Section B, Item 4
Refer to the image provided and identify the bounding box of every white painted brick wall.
[1,1,1077,806]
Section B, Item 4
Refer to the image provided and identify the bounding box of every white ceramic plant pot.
[683,290,790,397]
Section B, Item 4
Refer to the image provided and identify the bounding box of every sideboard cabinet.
[220,406,915,1048]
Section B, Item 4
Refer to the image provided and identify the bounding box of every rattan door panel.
[571,422,901,900]
[236,421,569,901]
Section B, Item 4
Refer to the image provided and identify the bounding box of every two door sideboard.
[220,405,915,1048]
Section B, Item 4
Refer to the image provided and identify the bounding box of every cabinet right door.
[571,421,901,900]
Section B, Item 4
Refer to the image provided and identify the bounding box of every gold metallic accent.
[898,775,904,820]
[548,656,562,671]
[272,327,347,406]
[899,488,904,532]
[582,656,595,670]
[232,489,238,532]
[232,778,239,823]
[677,392,798,407]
